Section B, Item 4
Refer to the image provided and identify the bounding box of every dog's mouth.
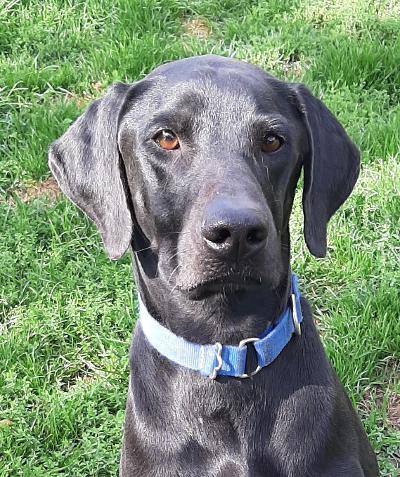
[178,273,264,299]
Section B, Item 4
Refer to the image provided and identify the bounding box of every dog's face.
[118,58,308,299]
[49,56,359,312]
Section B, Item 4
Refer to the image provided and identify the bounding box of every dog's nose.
[201,200,268,260]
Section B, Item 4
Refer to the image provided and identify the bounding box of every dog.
[49,55,378,476]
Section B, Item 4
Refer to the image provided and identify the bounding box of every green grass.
[0,0,399,475]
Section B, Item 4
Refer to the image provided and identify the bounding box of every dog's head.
[49,55,359,309]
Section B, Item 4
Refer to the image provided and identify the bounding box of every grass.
[0,0,399,475]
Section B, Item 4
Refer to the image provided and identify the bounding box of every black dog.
[49,55,378,476]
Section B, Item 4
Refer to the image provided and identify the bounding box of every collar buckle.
[238,337,261,379]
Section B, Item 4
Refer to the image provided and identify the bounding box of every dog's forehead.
[145,54,285,107]
[147,55,270,82]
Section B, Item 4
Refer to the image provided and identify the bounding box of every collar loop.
[237,337,262,379]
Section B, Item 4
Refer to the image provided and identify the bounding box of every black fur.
[49,55,378,476]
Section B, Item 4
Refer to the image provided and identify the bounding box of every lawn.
[0,0,399,475]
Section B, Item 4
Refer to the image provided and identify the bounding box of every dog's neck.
[131,252,292,346]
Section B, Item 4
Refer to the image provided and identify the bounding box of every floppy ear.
[49,83,134,260]
[291,84,360,257]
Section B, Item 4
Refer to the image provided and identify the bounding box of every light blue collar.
[138,275,303,379]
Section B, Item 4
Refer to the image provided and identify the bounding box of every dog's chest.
[127,323,337,476]
[130,372,290,475]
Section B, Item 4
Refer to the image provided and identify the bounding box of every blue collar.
[138,275,303,379]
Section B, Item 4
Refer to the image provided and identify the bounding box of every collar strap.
[138,274,303,379]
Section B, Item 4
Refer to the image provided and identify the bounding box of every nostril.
[209,227,231,243]
[246,227,267,245]
[205,226,231,245]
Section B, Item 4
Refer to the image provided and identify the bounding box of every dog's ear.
[291,84,360,257]
[49,83,134,260]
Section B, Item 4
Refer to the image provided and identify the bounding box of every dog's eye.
[153,130,180,151]
[261,134,283,153]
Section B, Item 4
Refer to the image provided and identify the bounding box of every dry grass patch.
[64,81,104,108]
[183,18,211,39]
[10,177,61,204]
[388,393,400,431]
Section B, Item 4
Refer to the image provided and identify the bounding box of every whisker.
[133,245,156,253]
[169,282,180,295]
[167,250,180,263]
[167,264,181,284]
[167,247,191,263]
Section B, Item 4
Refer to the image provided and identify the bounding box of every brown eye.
[261,134,283,153]
[154,129,180,150]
